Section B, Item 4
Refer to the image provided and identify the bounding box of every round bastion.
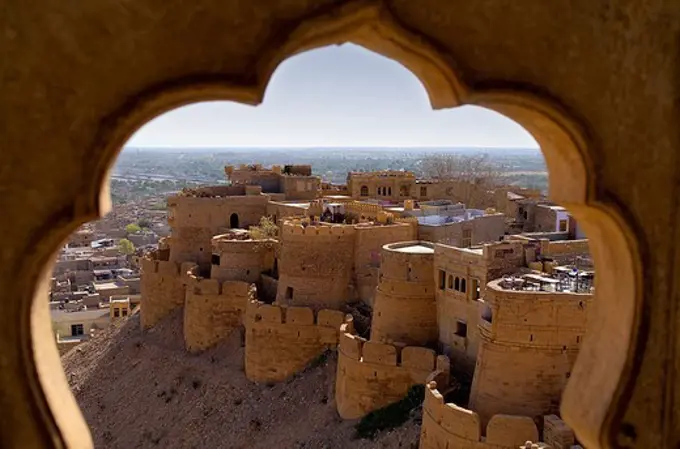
[370,241,438,346]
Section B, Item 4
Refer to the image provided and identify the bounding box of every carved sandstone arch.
[28,1,642,448]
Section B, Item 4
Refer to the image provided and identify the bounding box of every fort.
[137,163,591,447]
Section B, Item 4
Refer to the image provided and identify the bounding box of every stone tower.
[370,241,437,346]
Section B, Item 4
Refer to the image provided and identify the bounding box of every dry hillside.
[62,310,421,449]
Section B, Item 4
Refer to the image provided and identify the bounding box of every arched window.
[454,277,460,291]
[360,185,368,196]
[461,278,467,293]
[387,186,392,196]
[448,275,453,289]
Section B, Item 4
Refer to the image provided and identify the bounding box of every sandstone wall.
[420,381,539,449]
[140,251,194,329]
[335,329,447,419]
[371,242,437,346]
[353,223,416,305]
[183,276,253,352]
[210,238,275,283]
[244,300,345,383]
[276,223,355,309]
[167,194,269,269]
[228,169,282,193]
[468,282,592,425]
[540,239,590,260]
[280,175,321,200]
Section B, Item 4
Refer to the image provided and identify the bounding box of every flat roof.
[393,244,435,254]
[93,281,127,291]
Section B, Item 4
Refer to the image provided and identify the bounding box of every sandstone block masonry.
[183,272,254,352]
[140,251,195,329]
[370,241,437,346]
[468,279,592,426]
[420,380,540,449]
[244,300,345,383]
[335,325,449,419]
[276,222,356,309]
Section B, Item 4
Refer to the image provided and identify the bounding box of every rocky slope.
[62,310,421,449]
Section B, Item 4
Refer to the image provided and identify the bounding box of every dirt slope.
[62,310,421,449]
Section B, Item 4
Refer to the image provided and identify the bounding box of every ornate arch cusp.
[24,2,641,449]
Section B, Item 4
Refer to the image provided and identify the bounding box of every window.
[387,186,392,196]
[462,229,472,248]
[122,309,128,317]
[114,309,120,318]
[455,321,468,338]
[211,254,220,265]
[71,324,84,336]
[448,275,453,289]
[471,278,480,300]
[460,278,467,293]
[559,219,568,232]
[420,186,427,197]
[360,185,368,197]
[454,277,460,291]
[285,286,294,300]
[438,270,446,290]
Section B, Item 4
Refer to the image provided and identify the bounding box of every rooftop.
[386,241,435,254]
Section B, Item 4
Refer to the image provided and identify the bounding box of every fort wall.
[420,381,540,449]
[266,201,310,223]
[244,300,345,383]
[280,175,321,201]
[353,223,416,304]
[183,275,253,352]
[167,193,269,269]
[371,242,438,346]
[140,251,194,329]
[468,280,592,425]
[210,237,275,283]
[335,328,447,419]
[276,223,355,309]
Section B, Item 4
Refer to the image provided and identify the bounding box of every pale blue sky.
[127,44,538,149]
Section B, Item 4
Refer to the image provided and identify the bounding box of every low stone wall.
[140,252,195,329]
[183,277,254,352]
[244,300,345,383]
[420,379,539,449]
[335,326,448,419]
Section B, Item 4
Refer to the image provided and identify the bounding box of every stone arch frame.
[14,2,643,449]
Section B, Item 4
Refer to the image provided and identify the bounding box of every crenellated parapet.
[244,300,346,383]
[276,221,356,308]
[183,271,255,352]
[210,234,276,283]
[335,323,448,419]
[420,380,541,449]
[140,251,195,329]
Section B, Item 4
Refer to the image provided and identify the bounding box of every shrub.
[353,384,425,440]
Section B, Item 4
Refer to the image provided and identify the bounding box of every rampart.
[371,242,438,346]
[210,235,276,283]
[468,279,591,426]
[540,239,590,260]
[335,326,448,419]
[183,271,254,352]
[353,223,416,304]
[244,300,345,383]
[276,222,355,309]
[140,251,194,329]
[345,201,384,219]
[420,380,540,449]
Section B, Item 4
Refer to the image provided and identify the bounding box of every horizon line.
[123,145,541,150]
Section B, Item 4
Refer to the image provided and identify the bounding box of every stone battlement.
[244,299,346,328]
[281,221,356,236]
[345,201,383,217]
[335,323,448,419]
[141,252,196,278]
[421,380,539,449]
[244,300,346,383]
[338,328,438,370]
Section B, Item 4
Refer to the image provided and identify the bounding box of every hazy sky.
[127,44,538,149]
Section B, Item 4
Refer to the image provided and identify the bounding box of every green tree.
[137,218,151,229]
[118,238,135,255]
[125,223,142,234]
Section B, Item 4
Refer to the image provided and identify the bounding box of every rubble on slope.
[62,310,420,449]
